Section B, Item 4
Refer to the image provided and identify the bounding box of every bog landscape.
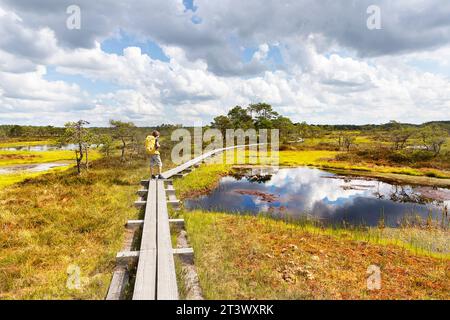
[0,104,449,299]
[0,1,449,303]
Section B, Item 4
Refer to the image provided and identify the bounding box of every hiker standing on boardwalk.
[145,130,163,179]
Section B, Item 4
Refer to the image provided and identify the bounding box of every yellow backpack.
[145,136,157,155]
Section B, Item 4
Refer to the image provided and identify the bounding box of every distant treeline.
[0,123,181,140]
[316,121,450,131]
[2,104,449,173]
[1,104,449,141]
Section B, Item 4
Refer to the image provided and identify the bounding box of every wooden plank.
[133,180,157,300]
[161,143,262,179]
[156,180,179,300]
[134,200,146,208]
[116,251,139,265]
[166,184,175,193]
[132,248,156,300]
[136,190,148,197]
[169,218,184,226]
[165,189,176,197]
[126,220,144,228]
[173,247,194,255]
[106,268,129,300]
[140,180,149,187]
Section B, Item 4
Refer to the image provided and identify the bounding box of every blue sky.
[101,31,170,62]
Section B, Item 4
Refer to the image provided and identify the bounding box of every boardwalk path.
[107,143,262,300]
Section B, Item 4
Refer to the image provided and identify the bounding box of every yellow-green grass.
[0,150,75,166]
[173,163,232,199]
[203,149,336,168]
[201,149,450,180]
[0,166,72,189]
[0,150,102,166]
[0,157,147,299]
[0,140,57,148]
[0,149,103,189]
[278,150,338,166]
[441,136,450,153]
[293,134,378,147]
[408,136,450,151]
[180,148,450,182]
[184,211,449,300]
[192,149,450,181]
[277,150,450,180]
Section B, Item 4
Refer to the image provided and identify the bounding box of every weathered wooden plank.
[134,200,146,208]
[133,180,157,300]
[167,200,181,210]
[168,193,179,202]
[156,180,179,300]
[167,199,181,207]
[165,184,175,193]
[136,189,148,197]
[116,251,139,265]
[132,248,156,300]
[161,143,262,179]
[173,247,194,255]
[106,268,129,300]
[140,180,149,187]
[165,189,176,197]
[126,220,144,228]
[169,218,184,226]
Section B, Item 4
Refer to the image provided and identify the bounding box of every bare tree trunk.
[75,151,81,174]
[130,136,135,160]
[85,147,89,171]
[76,143,84,175]
[121,138,126,162]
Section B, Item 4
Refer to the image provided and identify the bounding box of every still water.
[0,144,79,151]
[0,162,70,174]
[185,167,450,227]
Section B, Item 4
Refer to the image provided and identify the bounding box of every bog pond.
[0,162,70,174]
[0,144,78,152]
[185,167,450,228]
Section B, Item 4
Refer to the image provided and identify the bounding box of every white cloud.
[252,43,270,62]
[0,66,86,113]
[0,2,449,126]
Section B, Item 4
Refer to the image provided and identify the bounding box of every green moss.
[173,163,232,199]
[0,140,57,148]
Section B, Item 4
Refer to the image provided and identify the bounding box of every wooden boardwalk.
[107,143,262,300]
[132,180,157,299]
[161,143,261,179]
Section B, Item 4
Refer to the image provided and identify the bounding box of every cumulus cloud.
[0,68,87,115]
[4,0,450,74]
[0,1,449,126]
